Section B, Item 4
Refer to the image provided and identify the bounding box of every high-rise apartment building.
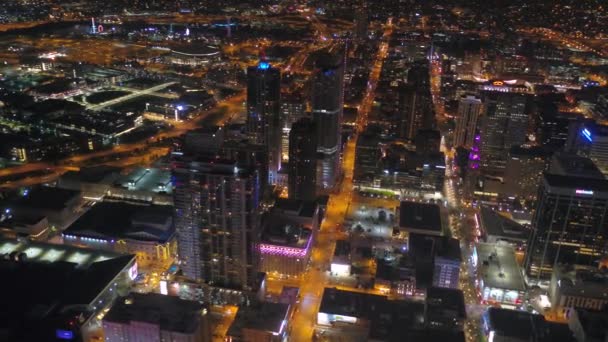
[172,156,260,289]
[354,125,382,183]
[288,118,317,201]
[312,52,344,189]
[280,93,306,162]
[246,60,281,184]
[454,95,483,148]
[397,63,434,140]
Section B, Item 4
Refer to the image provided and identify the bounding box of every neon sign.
[576,189,594,196]
[128,262,138,280]
[582,128,592,142]
[259,236,311,258]
[56,330,74,340]
[259,244,307,257]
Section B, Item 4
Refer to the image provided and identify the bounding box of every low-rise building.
[58,167,172,205]
[103,293,211,342]
[57,166,122,200]
[408,233,462,290]
[479,206,530,251]
[258,215,313,278]
[398,201,443,237]
[473,243,526,308]
[568,308,608,342]
[0,214,50,241]
[0,238,136,342]
[549,267,608,319]
[63,201,176,271]
[426,287,467,331]
[4,186,82,229]
[316,287,466,342]
[226,301,290,342]
[482,307,575,342]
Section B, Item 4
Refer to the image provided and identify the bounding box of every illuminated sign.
[128,262,138,280]
[582,128,593,142]
[160,280,168,295]
[331,263,351,276]
[259,244,307,258]
[56,330,74,340]
[258,61,270,70]
[492,81,504,86]
[575,189,594,196]
[317,312,357,325]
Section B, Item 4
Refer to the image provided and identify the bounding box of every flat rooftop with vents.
[398,201,443,236]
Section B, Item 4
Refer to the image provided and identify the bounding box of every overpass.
[87,82,177,111]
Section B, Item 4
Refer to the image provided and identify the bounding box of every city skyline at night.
[0,1,608,342]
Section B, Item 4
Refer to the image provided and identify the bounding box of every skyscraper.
[288,118,317,201]
[354,125,382,183]
[479,92,528,173]
[454,95,483,148]
[571,123,608,177]
[246,60,281,185]
[397,62,434,140]
[280,93,306,162]
[312,52,344,190]
[172,156,260,289]
[354,6,368,41]
[524,155,608,282]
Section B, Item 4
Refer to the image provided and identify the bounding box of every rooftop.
[227,301,289,337]
[10,186,80,211]
[543,173,608,194]
[409,233,461,261]
[261,216,312,249]
[273,198,318,219]
[115,167,172,195]
[555,268,608,299]
[64,201,174,243]
[479,207,529,242]
[0,238,125,267]
[398,201,442,235]
[0,239,135,339]
[572,308,608,341]
[549,153,605,179]
[485,308,574,342]
[476,243,525,291]
[319,288,428,340]
[426,287,466,320]
[104,293,205,334]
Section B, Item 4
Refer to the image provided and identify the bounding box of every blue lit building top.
[258,61,270,70]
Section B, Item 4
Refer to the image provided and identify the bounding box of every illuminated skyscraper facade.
[479,91,528,173]
[525,170,608,282]
[172,156,260,289]
[454,95,483,149]
[246,61,281,184]
[312,53,344,189]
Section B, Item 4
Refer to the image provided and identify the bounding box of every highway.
[522,27,608,58]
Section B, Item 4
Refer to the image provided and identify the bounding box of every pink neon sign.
[259,237,312,258]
